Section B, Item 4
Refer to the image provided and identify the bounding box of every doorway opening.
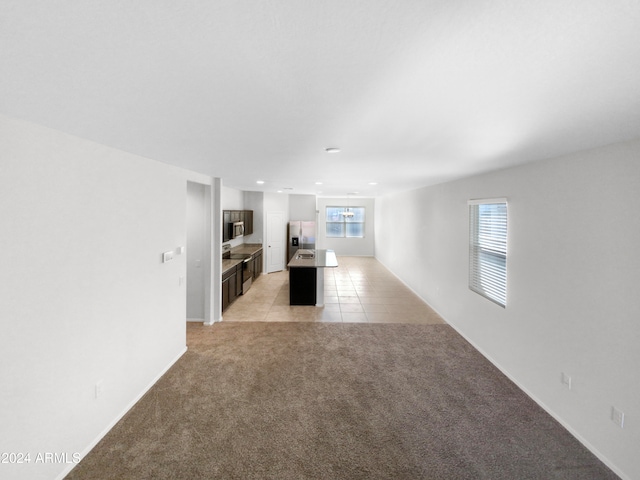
[186,181,212,322]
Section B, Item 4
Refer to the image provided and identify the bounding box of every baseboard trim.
[56,346,188,480]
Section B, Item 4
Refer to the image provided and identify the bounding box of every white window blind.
[468,199,507,307]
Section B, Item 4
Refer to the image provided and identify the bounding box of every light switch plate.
[163,251,174,263]
[612,407,625,428]
[95,380,103,399]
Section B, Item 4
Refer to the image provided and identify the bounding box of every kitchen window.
[326,206,365,238]
[468,198,508,307]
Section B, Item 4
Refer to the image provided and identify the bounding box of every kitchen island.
[287,249,338,306]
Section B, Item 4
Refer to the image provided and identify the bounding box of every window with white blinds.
[468,199,508,307]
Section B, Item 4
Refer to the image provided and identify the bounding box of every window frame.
[468,198,508,307]
[325,206,366,238]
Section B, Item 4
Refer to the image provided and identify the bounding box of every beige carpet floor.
[66,322,618,479]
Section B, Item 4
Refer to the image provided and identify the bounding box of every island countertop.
[287,249,338,268]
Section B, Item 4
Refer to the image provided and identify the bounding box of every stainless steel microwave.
[230,221,244,239]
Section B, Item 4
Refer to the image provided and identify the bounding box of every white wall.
[243,190,264,245]
[289,194,317,221]
[317,197,375,255]
[374,139,640,480]
[264,192,289,220]
[0,115,207,480]
[221,185,244,210]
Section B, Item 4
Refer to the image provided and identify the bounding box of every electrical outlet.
[611,407,625,428]
[95,380,103,399]
[561,372,572,390]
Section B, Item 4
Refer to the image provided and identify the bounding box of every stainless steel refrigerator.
[288,221,316,261]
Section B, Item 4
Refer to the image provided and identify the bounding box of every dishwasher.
[241,255,253,294]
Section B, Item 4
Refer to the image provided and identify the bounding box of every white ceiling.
[2,0,639,197]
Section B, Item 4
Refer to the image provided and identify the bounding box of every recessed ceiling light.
[256,180,265,184]
[368,182,378,186]
[315,181,323,185]
[325,147,340,153]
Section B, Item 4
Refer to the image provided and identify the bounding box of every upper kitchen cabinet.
[243,210,253,236]
[223,210,231,242]
[222,209,253,242]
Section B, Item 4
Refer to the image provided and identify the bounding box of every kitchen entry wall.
[0,114,209,480]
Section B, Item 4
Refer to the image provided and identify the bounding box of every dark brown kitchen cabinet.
[222,209,253,241]
[222,263,242,312]
[243,210,253,236]
[253,250,263,278]
[235,264,243,294]
[223,211,231,242]
[222,267,235,311]
[289,267,316,305]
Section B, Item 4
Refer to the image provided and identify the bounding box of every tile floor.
[221,256,446,324]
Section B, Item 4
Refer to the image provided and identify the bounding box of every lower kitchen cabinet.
[253,250,263,279]
[222,263,242,312]
[236,266,243,294]
[222,275,230,311]
[289,267,317,305]
[222,246,263,313]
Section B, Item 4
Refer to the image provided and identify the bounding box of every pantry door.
[266,211,285,273]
